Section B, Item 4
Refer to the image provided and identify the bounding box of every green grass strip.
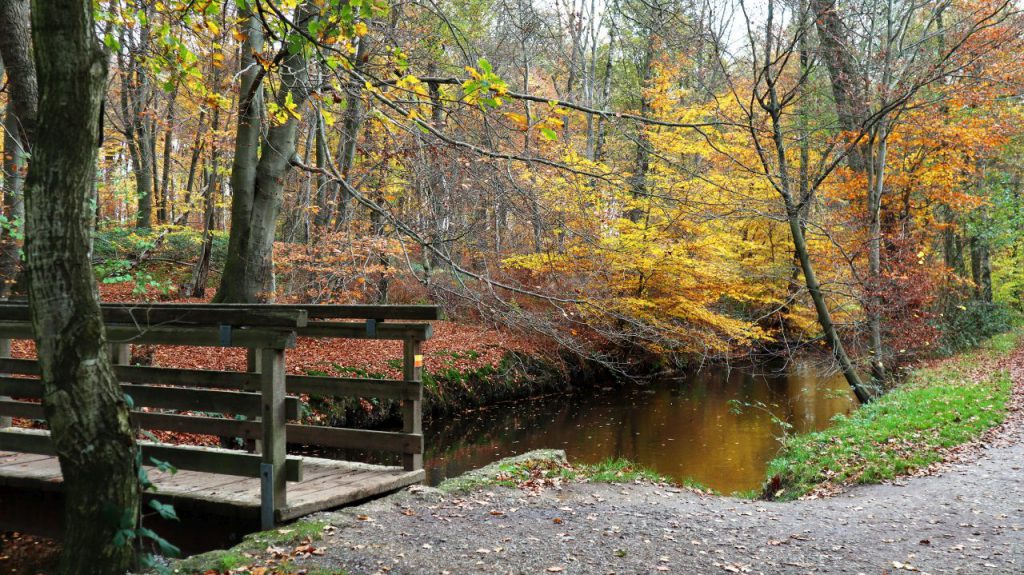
[764,332,1018,500]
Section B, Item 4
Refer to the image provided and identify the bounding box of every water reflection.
[422,363,856,494]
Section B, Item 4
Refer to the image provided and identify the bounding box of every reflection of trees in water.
[413,365,856,491]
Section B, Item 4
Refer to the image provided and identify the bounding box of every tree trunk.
[787,204,873,404]
[866,127,887,381]
[175,109,206,225]
[158,86,177,224]
[25,1,139,572]
[215,3,317,303]
[330,36,370,231]
[0,0,37,297]
[116,16,155,231]
[186,105,220,297]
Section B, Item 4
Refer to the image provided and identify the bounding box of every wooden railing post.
[109,343,130,365]
[0,339,10,429]
[401,338,423,471]
[245,348,262,453]
[259,347,286,528]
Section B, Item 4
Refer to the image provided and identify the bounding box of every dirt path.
[190,349,1024,575]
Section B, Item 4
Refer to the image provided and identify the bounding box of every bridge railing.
[0,302,437,527]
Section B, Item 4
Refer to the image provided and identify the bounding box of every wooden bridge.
[0,302,437,529]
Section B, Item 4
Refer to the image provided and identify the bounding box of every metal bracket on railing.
[260,463,274,530]
[366,319,377,337]
[219,324,232,346]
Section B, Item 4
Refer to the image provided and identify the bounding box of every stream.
[421,360,856,494]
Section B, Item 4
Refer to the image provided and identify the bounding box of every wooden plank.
[115,365,257,390]
[286,424,423,454]
[260,348,287,525]
[287,374,421,401]
[280,468,425,520]
[402,338,424,471]
[53,303,442,321]
[0,304,309,328]
[0,377,41,397]
[296,321,432,341]
[0,358,37,375]
[0,359,258,390]
[0,322,296,349]
[0,380,299,420]
[0,429,302,480]
[132,412,261,439]
[0,400,43,419]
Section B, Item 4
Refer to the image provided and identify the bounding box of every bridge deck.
[0,450,423,521]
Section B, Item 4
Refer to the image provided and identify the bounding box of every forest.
[1,0,1024,572]
[3,0,1023,379]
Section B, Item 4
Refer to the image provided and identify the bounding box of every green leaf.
[149,457,177,474]
[149,499,180,521]
[138,527,182,557]
[541,128,557,141]
[477,57,493,74]
[103,33,121,52]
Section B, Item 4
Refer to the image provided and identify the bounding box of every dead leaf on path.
[546,567,564,573]
[357,514,373,521]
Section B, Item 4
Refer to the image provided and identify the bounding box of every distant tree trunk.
[116,16,155,231]
[186,105,220,297]
[312,109,333,229]
[0,0,37,297]
[329,37,370,231]
[25,1,139,572]
[215,2,317,303]
[970,236,993,303]
[158,86,177,224]
[626,32,655,224]
[175,109,206,225]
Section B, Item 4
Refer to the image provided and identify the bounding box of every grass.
[491,456,671,486]
[764,330,1018,500]
[438,450,678,493]
[171,519,331,574]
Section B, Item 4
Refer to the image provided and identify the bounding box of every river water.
[421,362,857,494]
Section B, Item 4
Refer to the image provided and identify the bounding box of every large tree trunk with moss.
[0,0,37,297]
[214,3,316,303]
[25,1,139,572]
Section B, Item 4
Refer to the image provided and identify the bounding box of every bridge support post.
[260,347,286,526]
[402,338,423,471]
[0,339,9,429]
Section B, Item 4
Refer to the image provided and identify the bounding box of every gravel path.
[276,427,1022,575]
